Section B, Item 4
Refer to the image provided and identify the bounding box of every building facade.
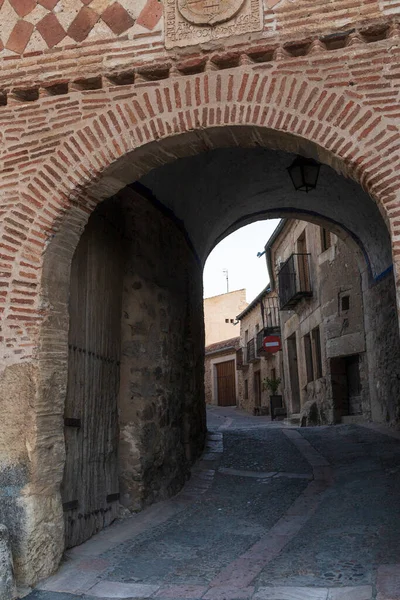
[236,287,282,415]
[204,337,241,406]
[267,219,369,425]
[204,289,247,346]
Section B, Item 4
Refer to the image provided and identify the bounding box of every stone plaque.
[178,0,246,26]
[165,0,263,48]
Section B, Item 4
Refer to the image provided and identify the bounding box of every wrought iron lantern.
[287,155,321,192]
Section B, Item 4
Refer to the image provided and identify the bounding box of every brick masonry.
[0,0,395,58]
[1,51,400,365]
[0,0,400,590]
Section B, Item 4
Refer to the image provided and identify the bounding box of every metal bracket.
[106,493,120,503]
[64,418,81,428]
[63,500,78,512]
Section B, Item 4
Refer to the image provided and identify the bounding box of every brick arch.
[2,66,400,365]
[2,67,400,586]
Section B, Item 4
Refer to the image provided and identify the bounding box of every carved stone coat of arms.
[165,0,263,48]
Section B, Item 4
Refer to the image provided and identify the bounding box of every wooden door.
[287,334,301,413]
[61,208,124,549]
[330,357,348,419]
[254,370,261,408]
[345,355,362,415]
[216,360,236,406]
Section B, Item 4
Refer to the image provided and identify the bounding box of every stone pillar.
[116,188,206,511]
[0,362,65,586]
[363,269,400,424]
[0,525,16,600]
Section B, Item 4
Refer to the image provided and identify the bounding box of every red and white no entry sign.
[263,335,282,353]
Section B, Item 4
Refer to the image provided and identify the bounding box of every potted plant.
[262,376,286,420]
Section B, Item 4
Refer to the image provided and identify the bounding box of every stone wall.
[272,220,369,423]
[238,292,282,415]
[111,187,207,511]
[0,185,207,585]
[271,219,400,426]
[363,270,400,425]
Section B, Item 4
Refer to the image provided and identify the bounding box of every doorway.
[254,370,262,408]
[331,354,362,419]
[61,207,124,549]
[287,334,301,413]
[216,360,236,406]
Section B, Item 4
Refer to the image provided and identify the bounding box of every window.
[244,379,248,399]
[312,326,323,379]
[304,333,314,383]
[230,319,235,323]
[225,318,229,323]
[244,329,249,345]
[341,295,350,312]
[297,231,307,254]
[255,324,260,334]
[320,228,332,252]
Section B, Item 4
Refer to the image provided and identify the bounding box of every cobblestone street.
[25,407,400,600]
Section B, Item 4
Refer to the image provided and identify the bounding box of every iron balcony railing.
[246,338,259,362]
[256,329,282,356]
[256,330,266,356]
[278,253,312,310]
[262,296,280,331]
[256,296,281,356]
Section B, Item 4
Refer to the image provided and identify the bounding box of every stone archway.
[1,69,400,586]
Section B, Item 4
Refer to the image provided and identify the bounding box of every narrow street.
[26,408,400,600]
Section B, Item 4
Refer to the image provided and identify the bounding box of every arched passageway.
[2,112,400,586]
[42,142,400,573]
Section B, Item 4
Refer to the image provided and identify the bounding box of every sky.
[203,219,281,303]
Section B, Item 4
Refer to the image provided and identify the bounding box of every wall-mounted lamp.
[287,155,321,192]
[257,250,266,258]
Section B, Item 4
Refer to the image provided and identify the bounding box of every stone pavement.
[23,407,400,600]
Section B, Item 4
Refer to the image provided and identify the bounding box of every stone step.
[284,413,301,426]
[341,415,368,425]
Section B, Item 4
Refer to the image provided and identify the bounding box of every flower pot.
[270,394,285,420]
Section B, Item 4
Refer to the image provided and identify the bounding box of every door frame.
[211,353,238,406]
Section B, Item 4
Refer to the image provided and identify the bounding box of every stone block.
[67,7,99,42]
[86,580,160,598]
[136,0,163,30]
[101,3,135,35]
[327,586,372,599]
[36,13,66,48]
[376,564,400,599]
[254,587,328,600]
[8,0,36,17]
[6,20,34,54]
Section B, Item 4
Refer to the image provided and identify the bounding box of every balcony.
[278,253,312,310]
[246,338,259,363]
[256,329,280,357]
[263,296,280,332]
